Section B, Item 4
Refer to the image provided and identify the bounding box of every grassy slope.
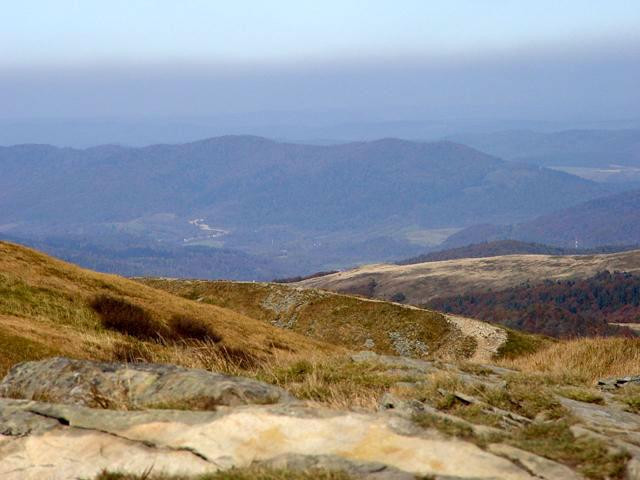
[0,241,337,375]
[297,250,640,304]
[139,279,481,360]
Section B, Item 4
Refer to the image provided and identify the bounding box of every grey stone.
[598,376,640,391]
[0,403,60,436]
[379,392,426,418]
[0,357,293,410]
[488,443,584,480]
[558,396,640,432]
[626,457,640,480]
[379,393,503,438]
[0,398,536,480]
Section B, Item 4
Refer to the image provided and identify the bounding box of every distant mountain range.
[445,188,640,249]
[0,135,615,277]
[397,240,638,265]
[450,129,640,169]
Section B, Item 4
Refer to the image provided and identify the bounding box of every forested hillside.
[444,189,640,249]
[428,271,640,338]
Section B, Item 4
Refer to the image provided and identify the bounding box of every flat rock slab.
[488,443,584,480]
[0,357,292,409]
[558,397,640,432]
[0,398,536,480]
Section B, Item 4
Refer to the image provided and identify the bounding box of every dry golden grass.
[296,250,640,304]
[0,241,338,376]
[499,337,640,383]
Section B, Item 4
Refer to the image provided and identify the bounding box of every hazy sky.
[1,1,639,125]
[4,1,640,65]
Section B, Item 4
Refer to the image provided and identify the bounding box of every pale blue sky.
[3,1,640,66]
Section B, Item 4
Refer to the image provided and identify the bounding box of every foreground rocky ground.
[1,355,639,479]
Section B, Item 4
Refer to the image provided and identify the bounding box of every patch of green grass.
[616,385,640,413]
[259,358,419,409]
[407,370,569,420]
[0,326,62,375]
[480,374,568,420]
[91,467,354,480]
[557,387,604,405]
[143,397,220,411]
[458,362,493,376]
[412,412,475,439]
[0,273,96,329]
[495,328,553,360]
[508,421,629,479]
[450,403,504,428]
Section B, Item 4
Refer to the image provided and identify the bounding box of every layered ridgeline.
[298,249,640,303]
[3,242,640,479]
[0,136,612,278]
[397,240,637,265]
[297,249,640,338]
[445,188,640,249]
[450,129,640,170]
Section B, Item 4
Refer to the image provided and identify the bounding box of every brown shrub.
[90,295,167,340]
[168,314,222,343]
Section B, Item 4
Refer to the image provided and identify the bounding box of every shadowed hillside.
[444,189,640,249]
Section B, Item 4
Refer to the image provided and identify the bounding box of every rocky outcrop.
[1,356,639,479]
[0,398,539,480]
[598,375,640,391]
[0,357,292,410]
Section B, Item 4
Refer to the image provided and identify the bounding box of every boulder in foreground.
[0,357,293,410]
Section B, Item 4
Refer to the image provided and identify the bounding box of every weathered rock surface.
[487,443,584,480]
[0,398,538,480]
[598,375,640,391]
[0,357,292,410]
[2,356,639,479]
[558,396,640,432]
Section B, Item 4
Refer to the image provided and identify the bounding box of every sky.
[4,1,640,66]
[1,1,639,138]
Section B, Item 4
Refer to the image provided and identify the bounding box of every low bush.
[90,295,167,341]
